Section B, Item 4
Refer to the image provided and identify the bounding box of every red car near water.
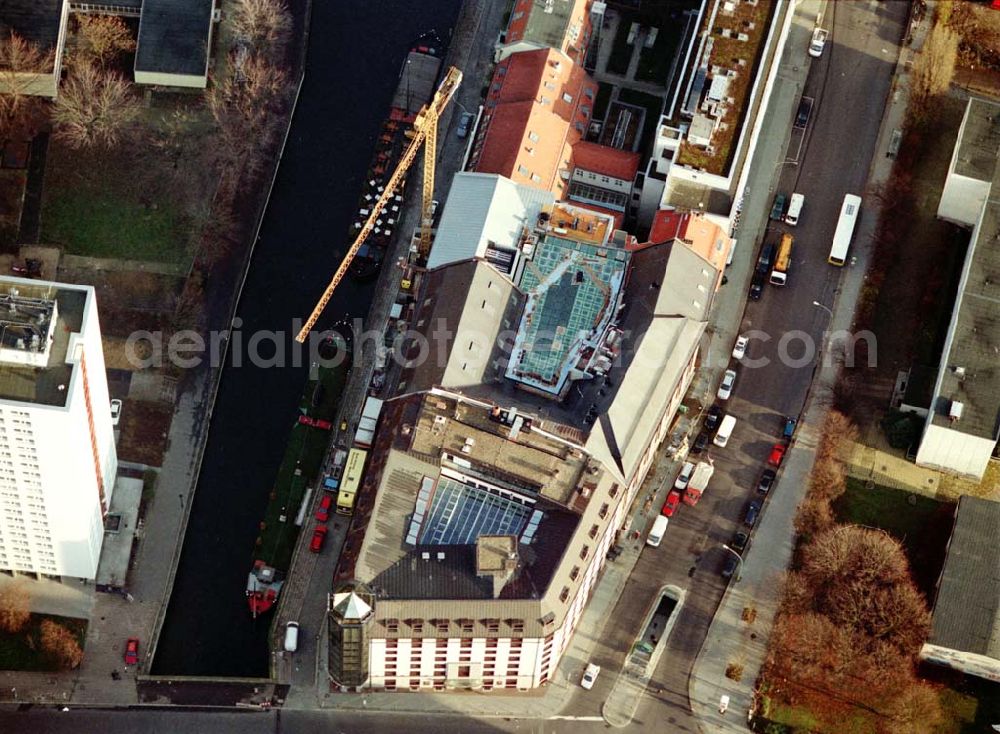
[124,637,139,666]
[316,494,333,522]
[310,525,328,553]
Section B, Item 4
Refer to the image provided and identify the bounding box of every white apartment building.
[0,278,117,580]
[914,98,1000,480]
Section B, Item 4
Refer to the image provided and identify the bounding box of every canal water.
[153,0,461,677]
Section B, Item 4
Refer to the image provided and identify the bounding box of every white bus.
[828,194,862,266]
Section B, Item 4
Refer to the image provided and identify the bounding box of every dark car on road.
[783,417,797,439]
[744,499,762,527]
[769,193,787,221]
[795,96,813,129]
[721,554,740,579]
[750,243,777,300]
[731,530,749,553]
[705,405,723,434]
[692,432,710,454]
[756,469,776,495]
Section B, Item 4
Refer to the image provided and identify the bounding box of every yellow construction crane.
[295,65,463,344]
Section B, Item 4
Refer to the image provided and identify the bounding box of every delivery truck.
[683,461,715,506]
[354,396,384,448]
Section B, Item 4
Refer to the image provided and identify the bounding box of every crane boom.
[295,65,462,344]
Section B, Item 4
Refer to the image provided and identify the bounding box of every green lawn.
[255,363,348,571]
[932,675,1000,733]
[41,185,187,263]
[759,694,886,734]
[760,697,821,733]
[833,479,955,599]
[0,613,87,672]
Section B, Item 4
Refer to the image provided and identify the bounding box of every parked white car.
[581,663,601,690]
[732,335,748,360]
[674,461,695,491]
[717,369,737,400]
[110,399,123,426]
[809,27,828,58]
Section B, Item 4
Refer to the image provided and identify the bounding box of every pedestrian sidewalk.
[688,2,931,731]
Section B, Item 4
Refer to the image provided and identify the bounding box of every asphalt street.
[0,0,911,730]
[556,0,909,730]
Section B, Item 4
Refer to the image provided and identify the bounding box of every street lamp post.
[812,300,833,317]
[721,544,744,582]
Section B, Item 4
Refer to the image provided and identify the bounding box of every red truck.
[682,461,715,506]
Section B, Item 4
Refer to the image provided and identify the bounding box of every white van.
[713,415,737,447]
[284,621,300,653]
[646,515,669,547]
[785,193,804,226]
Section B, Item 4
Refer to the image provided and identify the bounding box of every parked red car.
[313,419,333,430]
[316,494,333,522]
[310,525,328,553]
[767,444,786,467]
[124,637,139,665]
[661,490,682,518]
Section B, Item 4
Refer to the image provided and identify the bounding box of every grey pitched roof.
[135,0,214,77]
[930,496,1000,659]
[0,0,63,53]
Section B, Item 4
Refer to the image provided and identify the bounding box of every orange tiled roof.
[474,48,597,194]
[571,140,641,181]
[647,209,688,245]
[640,210,732,272]
[680,213,731,271]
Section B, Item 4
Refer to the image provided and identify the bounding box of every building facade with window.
[0,279,116,580]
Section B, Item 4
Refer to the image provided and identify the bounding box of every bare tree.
[230,0,292,59]
[206,51,289,173]
[0,581,31,633]
[818,410,858,462]
[40,619,83,670]
[794,493,835,541]
[768,611,942,734]
[911,21,958,113]
[809,456,847,502]
[75,15,136,69]
[800,526,931,656]
[0,31,54,139]
[52,63,141,149]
